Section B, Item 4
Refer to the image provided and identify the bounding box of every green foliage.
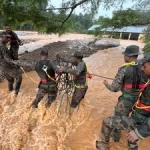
[70,13,93,33]
[95,9,150,30]
[142,25,150,55]
[143,42,150,55]
[0,0,150,33]
[143,25,150,43]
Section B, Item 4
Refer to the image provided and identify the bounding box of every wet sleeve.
[2,47,13,64]
[13,32,22,43]
[17,61,36,70]
[135,118,150,139]
[63,62,85,75]
[104,67,126,92]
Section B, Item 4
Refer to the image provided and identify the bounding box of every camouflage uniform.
[63,60,88,108]
[0,41,22,94]
[32,55,58,108]
[104,64,146,141]
[96,45,149,150]
[3,31,22,60]
[96,79,150,150]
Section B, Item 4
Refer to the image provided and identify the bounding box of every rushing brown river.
[0,36,149,150]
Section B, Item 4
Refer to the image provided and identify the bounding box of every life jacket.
[74,61,87,87]
[135,80,150,115]
[35,60,55,84]
[121,61,146,102]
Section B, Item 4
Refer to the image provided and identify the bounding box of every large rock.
[94,38,120,49]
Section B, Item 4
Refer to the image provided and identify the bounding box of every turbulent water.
[0,47,149,150]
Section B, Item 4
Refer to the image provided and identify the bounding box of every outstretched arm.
[103,67,126,92]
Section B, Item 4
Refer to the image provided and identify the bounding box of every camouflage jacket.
[64,60,87,85]
[104,64,147,102]
[57,54,87,85]
[135,117,150,139]
[0,41,18,72]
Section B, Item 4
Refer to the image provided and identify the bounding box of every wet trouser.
[32,83,57,108]
[111,97,137,141]
[10,45,19,60]
[101,111,148,150]
[71,86,88,108]
[4,72,22,95]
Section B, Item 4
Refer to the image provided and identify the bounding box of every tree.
[70,13,93,33]
[0,0,150,33]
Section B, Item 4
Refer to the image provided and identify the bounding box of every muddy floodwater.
[0,34,149,150]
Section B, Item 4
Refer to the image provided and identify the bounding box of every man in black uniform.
[32,49,58,108]
[3,25,23,60]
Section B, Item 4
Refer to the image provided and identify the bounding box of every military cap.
[141,53,150,64]
[40,49,48,56]
[122,45,140,56]
[73,51,83,59]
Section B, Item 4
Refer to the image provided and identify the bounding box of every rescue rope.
[122,61,138,67]
[90,73,114,80]
[43,69,56,83]
[20,67,38,84]
[135,80,150,109]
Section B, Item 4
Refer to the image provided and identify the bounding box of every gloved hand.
[87,72,92,79]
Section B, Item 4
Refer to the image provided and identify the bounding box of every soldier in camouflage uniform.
[0,32,22,95]
[58,51,88,108]
[3,25,23,60]
[32,50,58,108]
[96,45,147,150]
[96,53,150,150]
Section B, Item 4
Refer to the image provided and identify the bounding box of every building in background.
[88,25,147,41]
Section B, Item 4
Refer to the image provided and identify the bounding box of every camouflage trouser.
[71,86,88,108]
[112,98,136,141]
[32,84,57,108]
[101,111,148,150]
[3,71,22,93]
[10,45,19,60]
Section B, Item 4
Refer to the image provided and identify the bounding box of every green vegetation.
[1,0,149,34]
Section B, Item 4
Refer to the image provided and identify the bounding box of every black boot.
[8,83,13,91]
[14,80,22,96]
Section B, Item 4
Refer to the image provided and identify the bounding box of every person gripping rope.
[58,51,88,108]
[96,45,148,150]
[0,32,22,96]
[32,49,59,108]
[102,45,147,142]
[96,53,150,150]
